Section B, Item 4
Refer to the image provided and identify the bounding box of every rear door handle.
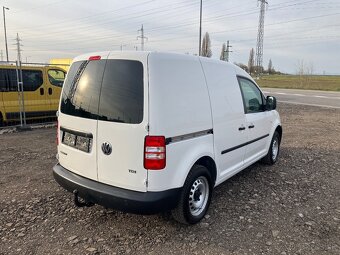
[238,126,246,131]
[248,125,255,129]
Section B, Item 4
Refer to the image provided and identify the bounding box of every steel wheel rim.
[272,137,279,161]
[188,176,209,216]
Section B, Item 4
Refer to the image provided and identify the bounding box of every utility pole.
[199,0,202,56]
[15,33,23,67]
[3,6,9,62]
[225,40,232,62]
[15,33,27,127]
[255,0,268,75]
[137,24,148,51]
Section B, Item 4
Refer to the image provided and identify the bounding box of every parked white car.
[53,51,282,224]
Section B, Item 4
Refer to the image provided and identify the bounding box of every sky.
[0,0,339,74]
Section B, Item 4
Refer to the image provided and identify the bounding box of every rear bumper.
[53,164,181,215]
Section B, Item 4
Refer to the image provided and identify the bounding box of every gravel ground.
[0,103,339,255]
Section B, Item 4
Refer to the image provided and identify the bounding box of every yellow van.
[50,58,72,72]
[0,64,66,125]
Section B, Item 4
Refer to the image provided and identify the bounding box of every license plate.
[62,130,92,153]
[63,132,76,146]
[75,136,92,152]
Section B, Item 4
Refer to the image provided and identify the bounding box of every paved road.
[262,88,340,109]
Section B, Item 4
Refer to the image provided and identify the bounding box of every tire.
[261,131,281,165]
[171,165,213,225]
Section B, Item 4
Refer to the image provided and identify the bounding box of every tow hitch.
[73,190,94,207]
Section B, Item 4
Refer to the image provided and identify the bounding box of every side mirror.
[266,96,277,111]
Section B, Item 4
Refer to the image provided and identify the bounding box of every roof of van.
[73,51,252,80]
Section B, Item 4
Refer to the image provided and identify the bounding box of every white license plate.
[63,132,76,146]
[62,131,92,152]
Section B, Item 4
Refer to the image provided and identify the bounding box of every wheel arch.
[194,156,217,186]
[275,125,283,141]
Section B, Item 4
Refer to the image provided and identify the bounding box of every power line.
[18,0,331,43]
[23,12,340,54]
[11,0,339,61]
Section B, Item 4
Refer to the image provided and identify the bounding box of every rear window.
[60,59,144,124]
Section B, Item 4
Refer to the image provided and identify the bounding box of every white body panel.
[148,53,212,137]
[199,59,248,185]
[147,53,213,191]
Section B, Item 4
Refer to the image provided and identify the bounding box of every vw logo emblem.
[101,142,112,155]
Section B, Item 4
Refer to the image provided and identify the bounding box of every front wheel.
[261,131,281,165]
[171,165,213,224]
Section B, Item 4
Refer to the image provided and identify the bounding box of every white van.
[53,52,282,224]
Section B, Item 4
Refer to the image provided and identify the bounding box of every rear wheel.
[261,131,281,165]
[171,165,212,224]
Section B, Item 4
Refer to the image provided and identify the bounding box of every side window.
[238,77,264,113]
[0,69,6,91]
[22,70,43,91]
[6,69,18,91]
[48,69,66,87]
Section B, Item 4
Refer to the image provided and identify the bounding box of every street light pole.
[3,6,9,62]
[199,0,202,56]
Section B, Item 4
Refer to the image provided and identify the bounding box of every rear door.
[58,53,108,181]
[96,54,149,192]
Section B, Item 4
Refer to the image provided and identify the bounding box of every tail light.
[144,136,166,170]
[88,55,101,61]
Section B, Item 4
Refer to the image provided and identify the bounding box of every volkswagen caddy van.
[53,51,282,224]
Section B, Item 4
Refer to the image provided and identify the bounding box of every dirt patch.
[0,103,339,255]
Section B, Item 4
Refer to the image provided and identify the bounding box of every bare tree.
[307,62,314,76]
[248,48,255,74]
[296,59,305,76]
[220,43,226,61]
[201,32,212,58]
[296,60,314,87]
